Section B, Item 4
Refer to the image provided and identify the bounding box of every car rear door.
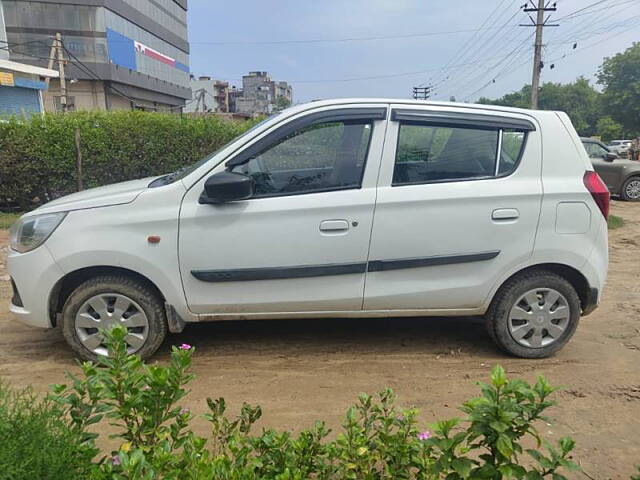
[178,105,388,315]
[364,105,542,312]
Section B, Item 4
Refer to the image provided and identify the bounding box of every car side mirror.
[199,171,255,204]
[605,152,618,162]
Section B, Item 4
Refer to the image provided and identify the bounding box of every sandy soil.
[1,201,638,479]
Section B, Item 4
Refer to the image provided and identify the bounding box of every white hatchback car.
[8,99,609,360]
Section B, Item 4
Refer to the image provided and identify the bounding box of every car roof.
[284,98,560,119]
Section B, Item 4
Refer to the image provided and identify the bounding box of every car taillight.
[583,171,610,219]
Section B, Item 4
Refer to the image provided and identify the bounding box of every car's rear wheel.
[621,176,640,201]
[60,275,167,361]
[485,271,581,358]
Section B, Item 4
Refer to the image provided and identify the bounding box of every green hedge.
[0,111,257,210]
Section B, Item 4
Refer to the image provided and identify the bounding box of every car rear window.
[393,123,527,185]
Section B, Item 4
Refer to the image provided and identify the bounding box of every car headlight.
[9,212,67,253]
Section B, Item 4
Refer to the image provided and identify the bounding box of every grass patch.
[608,214,625,230]
[0,382,95,480]
[0,212,20,229]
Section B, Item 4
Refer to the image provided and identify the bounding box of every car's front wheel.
[486,271,581,358]
[621,176,640,202]
[60,275,167,361]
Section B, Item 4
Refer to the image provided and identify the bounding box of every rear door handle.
[320,219,350,232]
[492,208,520,221]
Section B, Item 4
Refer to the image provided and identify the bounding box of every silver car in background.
[608,140,632,156]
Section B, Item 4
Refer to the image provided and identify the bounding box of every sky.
[187,0,640,104]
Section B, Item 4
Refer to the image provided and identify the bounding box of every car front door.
[178,106,387,316]
[364,106,542,312]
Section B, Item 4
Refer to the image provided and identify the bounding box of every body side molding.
[191,251,500,282]
[367,251,500,272]
[191,262,367,282]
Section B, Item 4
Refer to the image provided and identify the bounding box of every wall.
[43,79,107,111]
[107,91,132,109]
[184,77,214,112]
[105,9,189,87]
[0,1,8,61]
[119,0,187,41]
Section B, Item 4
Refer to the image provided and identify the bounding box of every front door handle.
[320,219,350,232]
[492,208,520,221]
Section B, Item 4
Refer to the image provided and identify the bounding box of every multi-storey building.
[0,0,191,111]
[233,71,292,116]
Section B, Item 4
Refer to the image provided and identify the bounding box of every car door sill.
[195,308,485,322]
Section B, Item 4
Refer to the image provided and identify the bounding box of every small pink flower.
[417,431,432,441]
[180,408,190,415]
[111,455,121,466]
[178,343,192,350]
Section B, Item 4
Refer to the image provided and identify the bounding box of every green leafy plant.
[608,214,624,230]
[44,326,584,480]
[0,382,96,480]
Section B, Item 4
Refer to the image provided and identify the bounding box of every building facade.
[0,1,59,115]
[234,71,292,116]
[185,71,292,117]
[1,0,190,111]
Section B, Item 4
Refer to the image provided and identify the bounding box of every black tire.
[621,176,640,202]
[60,275,167,361]
[485,271,581,358]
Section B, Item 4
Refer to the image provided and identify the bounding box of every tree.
[597,42,640,137]
[479,78,601,136]
[596,116,623,143]
[275,96,291,110]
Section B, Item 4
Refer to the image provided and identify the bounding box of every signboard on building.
[0,71,15,86]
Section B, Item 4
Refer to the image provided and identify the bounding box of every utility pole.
[412,86,431,100]
[44,36,56,88]
[55,32,68,112]
[520,1,558,109]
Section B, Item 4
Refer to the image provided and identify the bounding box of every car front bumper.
[7,245,65,329]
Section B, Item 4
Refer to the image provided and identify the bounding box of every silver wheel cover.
[625,179,640,200]
[75,293,150,356]
[508,288,570,348]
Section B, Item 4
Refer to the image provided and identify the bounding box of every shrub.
[47,327,581,480]
[0,382,96,480]
[0,111,257,210]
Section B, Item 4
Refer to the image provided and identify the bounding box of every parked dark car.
[581,138,640,201]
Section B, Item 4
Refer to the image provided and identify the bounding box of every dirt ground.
[1,201,639,479]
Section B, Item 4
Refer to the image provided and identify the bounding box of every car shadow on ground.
[164,316,502,359]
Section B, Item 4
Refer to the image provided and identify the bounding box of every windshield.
[149,113,282,188]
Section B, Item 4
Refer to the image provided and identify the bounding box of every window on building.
[393,123,526,185]
[231,120,373,198]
